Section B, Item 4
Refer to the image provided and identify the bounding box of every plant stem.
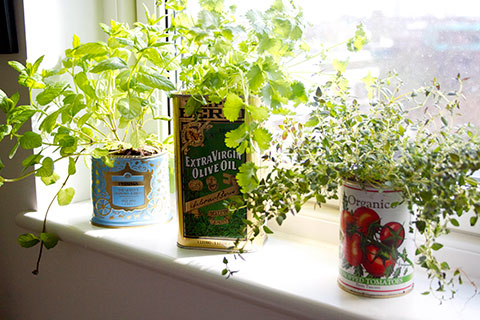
[32,153,82,275]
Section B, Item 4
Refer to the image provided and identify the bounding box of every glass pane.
[297,0,480,127]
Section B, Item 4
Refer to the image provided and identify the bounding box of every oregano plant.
[0,8,177,274]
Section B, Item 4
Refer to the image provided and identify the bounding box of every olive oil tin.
[173,94,264,251]
[338,181,414,297]
[91,153,172,227]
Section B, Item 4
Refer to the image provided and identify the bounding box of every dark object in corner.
[0,0,18,54]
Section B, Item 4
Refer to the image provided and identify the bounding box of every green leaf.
[68,157,76,175]
[441,117,448,127]
[130,128,147,149]
[332,59,348,73]
[304,116,319,127]
[74,42,108,57]
[290,81,308,104]
[247,64,265,92]
[263,226,274,234]
[41,173,60,186]
[40,232,59,249]
[74,72,97,99]
[223,93,244,122]
[273,17,292,38]
[8,60,25,72]
[77,112,93,128]
[236,162,258,193]
[17,73,45,89]
[470,216,478,226]
[17,233,40,248]
[118,97,142,120]
[72,34,81,48]
[36,157,54,177]
[450,218,460,227]
[431,243,444,251]
[0,124,12,141]
[137,71,175,91]
[103,156,115,168]
[0,89,13,113]
[21,153,43,168]
[92,148,109,158]
[90,57,127,73]
[39,110,60,133]
[347,24,368,52]
[8,105,36,133]
[465,176,478,186]
[225,123,248,150]
[58,187,75,206]
[9,140,20,159]
[36,82,68,106]
[253,127,272,151]
[185,95,205,116]
[416,220,426,233]
[198,9,220,28]
[30,55,44,74]
[0,176,4,186]
[19,131,42,149]
[246,104,269,121]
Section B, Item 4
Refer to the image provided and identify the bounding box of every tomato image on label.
[353,206,380,235]
[362,244,396,277]
[340,209,354,234]
[344,233,363,267]
[380,222,405,248]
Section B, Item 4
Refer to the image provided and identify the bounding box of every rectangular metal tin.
[173,94,265,251]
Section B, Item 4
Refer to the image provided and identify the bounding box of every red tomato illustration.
[340,209,354,234]
[344,233,363,266]
[380,222,405,248]
[353,207,380,235]
[362,244,395,277]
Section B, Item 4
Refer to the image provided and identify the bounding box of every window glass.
[296,0,480,127]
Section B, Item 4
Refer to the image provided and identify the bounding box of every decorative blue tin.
[91,153,172,227]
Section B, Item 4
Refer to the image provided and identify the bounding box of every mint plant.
[228,70,480,299]
[0,8,177,274]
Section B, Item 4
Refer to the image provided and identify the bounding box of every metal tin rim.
[337,278,414,298]
[343,179,402,193]
[92,151,167,160]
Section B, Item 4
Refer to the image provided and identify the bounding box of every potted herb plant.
[167,0,311,250]
[0,9,176,273]
[227,70,480,299]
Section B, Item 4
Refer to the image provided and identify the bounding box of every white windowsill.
[15,200,480,320]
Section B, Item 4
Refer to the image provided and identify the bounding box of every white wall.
[0,1,295,319]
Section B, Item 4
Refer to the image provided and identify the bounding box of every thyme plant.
[227,72,480,299]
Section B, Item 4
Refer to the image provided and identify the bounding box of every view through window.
[296,0,480,127]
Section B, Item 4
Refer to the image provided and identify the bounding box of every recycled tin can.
[173,94,265,251]
[338,181,414,297]
[91,153,172,227]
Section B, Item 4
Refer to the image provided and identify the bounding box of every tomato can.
[338,181,414,297]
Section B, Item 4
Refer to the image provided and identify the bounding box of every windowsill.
[16,200,480,320]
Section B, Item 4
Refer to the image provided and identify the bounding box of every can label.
[91,154,172,227]
[338,181,414,297]
[173,95,264,250]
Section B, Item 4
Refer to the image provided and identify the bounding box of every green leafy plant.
[228,70,480,299]
[0,8,177,274]
[169,0,309,154]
